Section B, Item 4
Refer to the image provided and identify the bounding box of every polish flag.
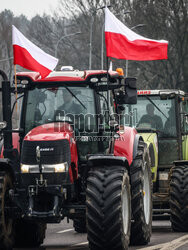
[105,8,168,61]
[12,25,58,78]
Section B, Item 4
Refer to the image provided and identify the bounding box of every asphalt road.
[14,220,188,250]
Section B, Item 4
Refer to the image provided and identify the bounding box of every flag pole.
[14,64,18,112]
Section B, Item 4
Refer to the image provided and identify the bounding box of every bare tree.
[129,0,188,90]
[55,0,188,90]
[0,0,187,91]
[0,10,14,80]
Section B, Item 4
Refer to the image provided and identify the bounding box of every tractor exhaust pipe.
[0,70,13,158]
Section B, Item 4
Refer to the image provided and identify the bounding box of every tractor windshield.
[25,86,96,134]
[122,95,177,137]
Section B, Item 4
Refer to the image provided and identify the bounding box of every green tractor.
[121,89,188,231]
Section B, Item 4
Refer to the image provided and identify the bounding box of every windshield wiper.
[65,87,87,110]
[97,92,109,110]
[144,95,168,119]
[11,94,24,116]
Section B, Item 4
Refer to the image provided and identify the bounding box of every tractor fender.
[133,134,144,159]
[173,160,188,166]
[138,132,158,182]
[148,143,155,168]
[0,139,3,157]
[0,133,20,158]
[87,155,129,170]
[0,158,15,179]
[114,126,138,166]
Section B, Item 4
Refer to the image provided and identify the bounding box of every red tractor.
[0,69,152,249]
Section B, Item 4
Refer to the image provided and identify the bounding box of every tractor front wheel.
[86,166,131,250]
[0,172,15,250]
[130,140,152,245]
[73,218,87,233]
[170,165,188,232]
[14,220,46,247]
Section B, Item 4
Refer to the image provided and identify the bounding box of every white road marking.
[160,237,188,250]
[56,228,74,234]
[72,241,88,246]
[140,234,188,250]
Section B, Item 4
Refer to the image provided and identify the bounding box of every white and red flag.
[105,8,168,61]
[12,25,58,78]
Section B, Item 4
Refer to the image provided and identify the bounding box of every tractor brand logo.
[40,148,54,152]
[36,146,41,163]
[137,90,151,95]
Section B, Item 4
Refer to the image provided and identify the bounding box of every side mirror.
[0,121,7,130]
[109,120,119,132]
[124,78,137,104]
[116,78,137,105]
[126,77,136,89]
[117,105,125,114]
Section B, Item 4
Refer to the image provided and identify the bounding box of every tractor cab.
[122,89,188,175]
[122,89,188,225]
[0,69,153,249]
[17,70,124,163]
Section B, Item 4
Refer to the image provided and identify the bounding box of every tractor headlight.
[21,164,30,173]
[21,162,69,173]
[54,162,69,173]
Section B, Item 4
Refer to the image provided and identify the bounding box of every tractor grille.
[21,139,71,165]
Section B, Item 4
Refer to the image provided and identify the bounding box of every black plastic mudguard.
[174,160,188,166]
[87,155,129,169]
[0,158,14,175]
[133,134,144,159]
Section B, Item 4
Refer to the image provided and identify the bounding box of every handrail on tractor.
[0,70,8,81]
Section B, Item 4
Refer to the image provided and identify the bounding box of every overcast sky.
[0,0,60,19]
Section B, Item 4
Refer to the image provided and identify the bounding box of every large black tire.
[86,166,131,250]
[14,220,46,248]
[170,165,188,232]
[73,218,87,233]
[0,172,15,250]
[130,140,152,245]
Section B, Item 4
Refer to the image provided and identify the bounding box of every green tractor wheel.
[170,165,188,232]
[130,140,152,245]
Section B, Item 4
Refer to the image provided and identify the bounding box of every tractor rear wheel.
[14,220,46,247]
[73,218,87,233]
[86,166,131,250]
[170,165,188,232]
[0,172,15,250]
[130,140,152,245]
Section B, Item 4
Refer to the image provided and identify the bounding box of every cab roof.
[16,70,120,83]
[138,89,185,96]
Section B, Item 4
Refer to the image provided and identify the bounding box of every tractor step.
[62,204,86,219]
[153,208,170,214]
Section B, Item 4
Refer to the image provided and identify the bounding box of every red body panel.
[16,71,40,81]
[114,126,137,166]
[24,122,78,183]
[0,133,20,158]
[13,132,20,153]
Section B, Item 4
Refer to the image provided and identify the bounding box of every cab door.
[181,97,188,160]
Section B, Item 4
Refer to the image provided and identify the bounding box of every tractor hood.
[24,122,74,142]
[21,122,78,169]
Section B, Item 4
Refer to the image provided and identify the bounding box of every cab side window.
[182,99,188,134]
[99,92,109,125]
